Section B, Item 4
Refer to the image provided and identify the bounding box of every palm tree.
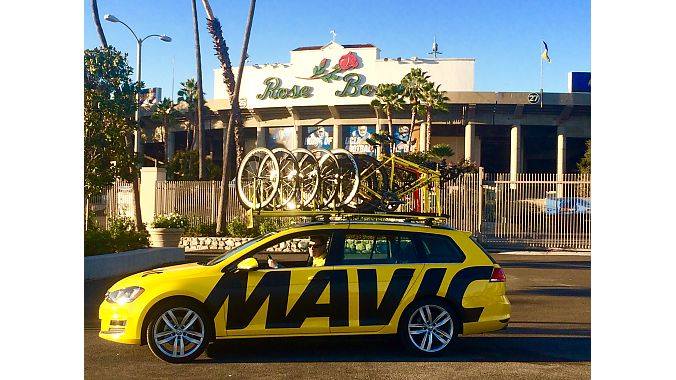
[202,0,257,234]
[372,83,404,136]
[201,0,246,166]
[151,98,180,164]
[401,68,429,134]
[91,0,107,48]
[177,79,202,150]
[420,82,448,151]
[429,144,455,162]
[191,0,206,180]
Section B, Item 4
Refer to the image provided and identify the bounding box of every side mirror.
[236,257,259,271]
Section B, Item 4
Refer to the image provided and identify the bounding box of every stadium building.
[151,41,590,175]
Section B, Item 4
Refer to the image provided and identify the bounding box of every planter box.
[84,247,185,280]
[148,228,184,247]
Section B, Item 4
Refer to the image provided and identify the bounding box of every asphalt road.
[84,253,591,379]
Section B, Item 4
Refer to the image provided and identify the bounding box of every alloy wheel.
[152,307,206,359]
[407,304,454,353]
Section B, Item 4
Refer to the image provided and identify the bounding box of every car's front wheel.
[399,299,458,355]
[146,301,211,363]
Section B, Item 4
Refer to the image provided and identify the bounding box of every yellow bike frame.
[358,153,442,214]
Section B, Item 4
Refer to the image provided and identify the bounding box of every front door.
[224,231,345,336]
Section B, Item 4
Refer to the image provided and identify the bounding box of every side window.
[340,233,394,265]
[249,232,332,268]
[389,235,419,264]
[417,234,465,263]
[336,232,420,265]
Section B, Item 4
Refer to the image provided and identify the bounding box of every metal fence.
[155,180,247,226]
[87,180,134,229]
[398,171,590,250]
[88,172,591,250]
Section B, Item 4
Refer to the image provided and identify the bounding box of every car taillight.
[490,267,506,282]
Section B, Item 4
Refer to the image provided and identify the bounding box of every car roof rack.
[245,209,454,230]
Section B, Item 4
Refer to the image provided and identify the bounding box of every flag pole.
[540,42,544,108]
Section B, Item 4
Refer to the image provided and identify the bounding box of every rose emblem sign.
[299,52,360,83]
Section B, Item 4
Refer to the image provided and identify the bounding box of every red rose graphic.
[338,52,358,70]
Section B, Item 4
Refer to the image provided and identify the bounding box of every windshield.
[205,232,275,266]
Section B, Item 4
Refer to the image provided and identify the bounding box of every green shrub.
[84,229,115,256]
[256,218,295,235]
[184,221,219,237]
[227,217,256,237]
[151,213,190,229]
[395,150,432,164]
[257,218,280,235]
[84,216,150,256]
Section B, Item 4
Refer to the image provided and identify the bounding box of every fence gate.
[478,173,591,250]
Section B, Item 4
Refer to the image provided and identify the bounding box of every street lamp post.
[104,14,171,166]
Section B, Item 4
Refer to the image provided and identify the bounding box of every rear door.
[328,229,424,334]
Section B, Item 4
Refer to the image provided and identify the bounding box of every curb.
[84,247,185,280]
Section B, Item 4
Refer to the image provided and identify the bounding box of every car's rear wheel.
[398,299,457,355]
[146,301,211,363]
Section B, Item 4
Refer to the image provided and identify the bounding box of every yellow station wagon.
[99,220,510,363]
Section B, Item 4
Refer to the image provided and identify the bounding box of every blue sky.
[84,0,590,100]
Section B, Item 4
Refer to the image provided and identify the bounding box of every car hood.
[107,262,210,291]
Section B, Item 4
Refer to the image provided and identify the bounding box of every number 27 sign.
[528,92,541,104]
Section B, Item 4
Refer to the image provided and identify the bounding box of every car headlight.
[105,286,145,305]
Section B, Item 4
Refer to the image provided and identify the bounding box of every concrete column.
[256,127,266,148]
[464,123,475,160]
[556,125,567,197]
[557,126,567,175]
[294,125,302,150]
[333,124,342,150]
[140,167,166,225]
[510,124,521,189]
[167,131,175,161]
[419,122,428,152]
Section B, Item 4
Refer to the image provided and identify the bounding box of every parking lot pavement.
[85,253,590,379]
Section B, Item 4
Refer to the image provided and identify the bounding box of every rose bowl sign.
[256,51,376,100]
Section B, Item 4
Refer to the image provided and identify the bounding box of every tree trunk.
[191,116,198,150]
[163,121,169,164]
[192,0,206,180]
[386,109,393,136]
[186,122,191,150]
[374,108,381,131]
[216,0,257,234]
[91,0,107,48]
[85,196,89,231]
[126,129,144,231]
[132,171,143,231]
[426,108,432,151]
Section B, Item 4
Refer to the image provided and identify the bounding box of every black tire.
[398,299,458,356]
[146,300,212,363]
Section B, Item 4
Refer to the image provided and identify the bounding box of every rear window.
[417,234,465,263]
